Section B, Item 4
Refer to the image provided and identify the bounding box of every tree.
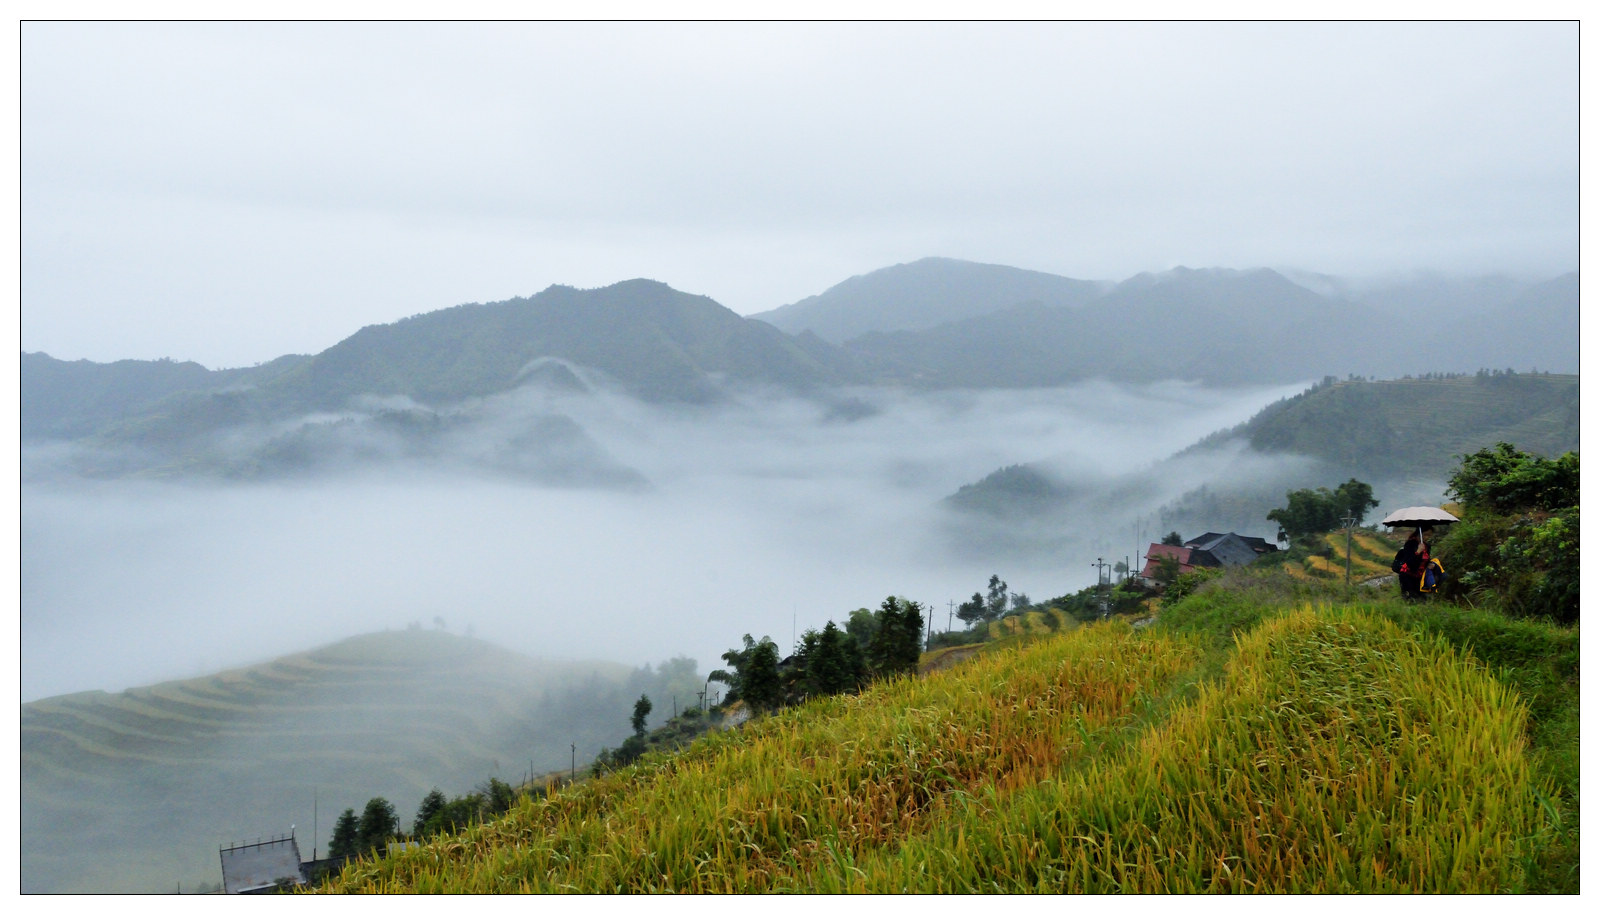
[419,794,479,838]
[1267,478,1378,541]
[1010,592,1031,612]
[478,778,516,817]
[413,789,446,837]
[357,797,399,852]
[740,638,783,713]
[955,591,986,628]
[800,621,859,698]
[1333,478,1380,524]
[1161,531,1184,546]
[1152,554,1181,588]
[328,808,359,858]
[985,575,1009,620]
[708,634,764,704]
[866,596,924,678]
[845,606,880,651]
[630,694,653,739]
[1448,442,1578,514]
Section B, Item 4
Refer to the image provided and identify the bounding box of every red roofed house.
[1139,543,1197,582]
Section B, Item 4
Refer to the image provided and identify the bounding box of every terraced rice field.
[1289,530,1400,584]
[21,630,641,893]
[323,608,1549,894]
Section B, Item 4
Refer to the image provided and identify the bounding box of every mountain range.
[21,257,1578,481]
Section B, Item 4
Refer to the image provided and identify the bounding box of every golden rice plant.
[317,623,1200,893]
[819,607,1546,893]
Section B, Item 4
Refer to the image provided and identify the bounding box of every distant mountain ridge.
[751,257,1108,343]
[838,265,1578,386]
[21,261,1578,481]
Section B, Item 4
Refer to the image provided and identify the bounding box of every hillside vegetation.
[1233,372,1578,481]
[318,577,1575,893]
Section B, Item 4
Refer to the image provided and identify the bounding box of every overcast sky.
[20,21,1578,369]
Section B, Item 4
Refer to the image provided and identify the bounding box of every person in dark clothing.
[1393,531,1428,601]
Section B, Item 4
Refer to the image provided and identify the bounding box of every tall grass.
[818,607,1547,893]
[318,623,1200,893]
[321,608,1548,893]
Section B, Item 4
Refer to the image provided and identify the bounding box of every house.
[1139,532,1278,583]
[1139,543,1198,581]
[219,833,305,894]
[1183,532,1278,568]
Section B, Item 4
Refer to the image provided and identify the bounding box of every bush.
[1161,567,1222,603]
[1438,507,1578,623]
[1448,443,1578,514]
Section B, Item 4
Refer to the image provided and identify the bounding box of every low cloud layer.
[22,380,1309,701]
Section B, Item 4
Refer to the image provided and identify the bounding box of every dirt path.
[920,645,984,675]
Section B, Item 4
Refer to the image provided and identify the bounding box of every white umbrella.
[1380,506,1460,529]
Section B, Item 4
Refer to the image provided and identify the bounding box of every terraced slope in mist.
[20,630,677,893]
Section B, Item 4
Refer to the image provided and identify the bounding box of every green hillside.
[20,630,698,893]
[1236,372,1579,480]
[317,582,1576,893]
[947,372,1579,535]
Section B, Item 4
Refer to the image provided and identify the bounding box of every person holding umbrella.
[1382,506,1459,601]
[1392,530,1429,600]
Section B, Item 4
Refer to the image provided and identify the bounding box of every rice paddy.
[320,606,1551,894]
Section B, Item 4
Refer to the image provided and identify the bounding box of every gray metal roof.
[1185,532,1265,568]
[220,834,305,894]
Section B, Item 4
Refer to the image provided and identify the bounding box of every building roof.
[1184,533,1259,568]
[220,834,305,894]
[1140,543,1196,579]
[1188,531,1278,554]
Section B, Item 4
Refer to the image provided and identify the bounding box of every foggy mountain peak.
[753,257,1108,344]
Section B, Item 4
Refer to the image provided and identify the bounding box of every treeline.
[588,597,927,775]
[711,596,925,712]
[324,775,529,863]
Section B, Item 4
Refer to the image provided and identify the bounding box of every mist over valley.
[22,375,1306,703]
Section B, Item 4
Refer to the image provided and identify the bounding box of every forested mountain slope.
[1216,371,1579,480]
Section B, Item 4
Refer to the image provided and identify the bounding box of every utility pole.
[1090,557,1111,619]
[947,599,955,631]
[1342,510,1356,591]
[570,743,576,783]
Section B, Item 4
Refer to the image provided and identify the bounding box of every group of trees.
[1267,478,1379,542]
[1438,443,1579,623]
[328,776,529,860]
[955,575,1031,627]
[327,797,399,860]
[709,597,926,714]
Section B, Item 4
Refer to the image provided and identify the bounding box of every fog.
[20,379,1309,702]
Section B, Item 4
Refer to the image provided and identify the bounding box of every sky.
[19,20,1580,369]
